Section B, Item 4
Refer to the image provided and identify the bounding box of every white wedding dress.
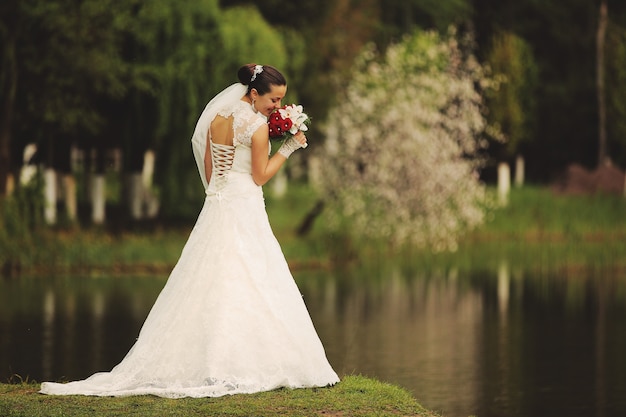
[40,94,339,398]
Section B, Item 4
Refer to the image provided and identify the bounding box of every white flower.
[278,104,301,120]
[279,104,309,134]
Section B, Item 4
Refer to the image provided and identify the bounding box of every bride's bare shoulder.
[209,115,233,146]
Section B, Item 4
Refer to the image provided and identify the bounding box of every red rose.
[268,110,293,138]
[281,118,293,132]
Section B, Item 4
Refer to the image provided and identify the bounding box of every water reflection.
[1,264,626,417]
[0,277,163,384]
[300,267,484,416]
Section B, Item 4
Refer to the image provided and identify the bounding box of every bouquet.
[268,104,310,146]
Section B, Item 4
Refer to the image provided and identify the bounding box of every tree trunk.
[20,144,38,185]
[596,0,608,166]
[91,146,107,224]
[142,150,159,218]
[43,168,57,225]
[497,162,510,207]
[297,200,325,237]
[63,174,77,221]
[514,155,525,187]
[56,135,76,222]
[0,34,17,196]
[127,173,144,220]
[91,174,106,225]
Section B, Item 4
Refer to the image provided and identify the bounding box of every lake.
[1,261,625,417]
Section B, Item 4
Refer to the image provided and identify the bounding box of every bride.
[40,64,339,398]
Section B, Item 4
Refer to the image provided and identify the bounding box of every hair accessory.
[251,65,264,82]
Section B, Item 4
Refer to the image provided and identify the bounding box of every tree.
[0,0,293,220]
[148,3,290,217]
[471,0,626,180]
[605,21,626,167]
[484,30,538,160]
[0,1,17,196]
[226,0,474,135]
[0,0,147,196]
[314,29,498,251]
[377,0,473,40]
[597,0,608,166]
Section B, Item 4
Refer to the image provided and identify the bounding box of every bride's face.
[254,84,287,117]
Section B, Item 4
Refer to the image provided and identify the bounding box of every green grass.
[478,186,626,238]
[0,376,439,417]
[448,186,626,273]
[2,184,626,276]
[285,184,626,274]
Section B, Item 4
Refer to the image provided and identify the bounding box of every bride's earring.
[251,98,258,113]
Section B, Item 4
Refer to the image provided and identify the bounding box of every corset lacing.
[210,141,235,197]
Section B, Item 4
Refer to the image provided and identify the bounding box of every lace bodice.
[209,101,266,190]
[215,101,265,148]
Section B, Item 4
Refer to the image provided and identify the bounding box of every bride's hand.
[278,132,308,158]
[294,131,308,149]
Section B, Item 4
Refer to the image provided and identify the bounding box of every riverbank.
[0,375,440,417]
[1,185,625,277]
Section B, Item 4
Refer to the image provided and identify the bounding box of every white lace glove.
[278,136,307,158]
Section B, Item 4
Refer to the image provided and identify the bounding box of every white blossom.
[314,29,500,252]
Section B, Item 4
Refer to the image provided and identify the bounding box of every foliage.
[0,0,295,216]
[606,22,626,166]
[128,0,626,188]
[225,0,381,129]
[218,6,288,73]
[2,0,626,223]
[314,29,498,251]
[472,0,626,179]
[139,0,227,216]
[12,1,139,134]
[0,0,147,197]
[230,0,475,131]
[0,375,438,417]
[377,0,472,38]
[0,176,45,271]
[484,30,538,159]
[143,2,291,217]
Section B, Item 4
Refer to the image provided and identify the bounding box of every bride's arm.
[251,124,285,186]
[251,125,306,186]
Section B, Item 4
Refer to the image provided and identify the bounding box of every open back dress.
[40,99,339,398]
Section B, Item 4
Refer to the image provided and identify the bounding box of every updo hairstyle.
[237,64,286,96]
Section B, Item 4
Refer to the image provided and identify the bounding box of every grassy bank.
[437,186,626,272]
[2,185,625,275]
[281,184,626,273]
[0,376,439,417]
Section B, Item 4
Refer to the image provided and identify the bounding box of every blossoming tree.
[314,29,500,251]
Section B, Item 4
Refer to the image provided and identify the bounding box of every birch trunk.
[91,174,106,225]
[63,174,77,221]
[497,162,510,207]
[44,168,57,224]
